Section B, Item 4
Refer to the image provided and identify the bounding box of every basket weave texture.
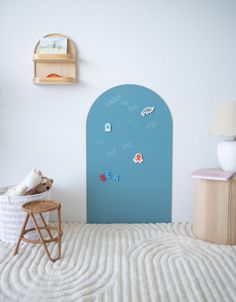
[0,186,51,243]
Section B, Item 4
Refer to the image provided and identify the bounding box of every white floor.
[0,223,236,302]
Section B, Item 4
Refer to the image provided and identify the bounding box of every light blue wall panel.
[87,84,172,223]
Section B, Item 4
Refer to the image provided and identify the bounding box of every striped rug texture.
[0,223,236,301]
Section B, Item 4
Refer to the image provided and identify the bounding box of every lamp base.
[217,140,236,172]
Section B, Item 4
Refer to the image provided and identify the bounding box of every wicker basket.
[0,186,51,243]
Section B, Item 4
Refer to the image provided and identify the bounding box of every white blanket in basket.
[0,186,51,242]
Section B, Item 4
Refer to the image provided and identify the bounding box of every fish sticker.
[133,153,144,164]
[141,107,155,117]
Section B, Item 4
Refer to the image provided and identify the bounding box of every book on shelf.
[190,168,235,181]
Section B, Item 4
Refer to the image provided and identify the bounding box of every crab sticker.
[141,107,155,117]
[133,153,144,164]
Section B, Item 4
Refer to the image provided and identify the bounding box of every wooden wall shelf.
[34,77,76,85]
[33,54,75,63]
[33,34,76,85]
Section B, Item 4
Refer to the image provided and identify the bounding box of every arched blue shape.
[87,84,172,223]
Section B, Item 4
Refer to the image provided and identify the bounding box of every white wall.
[1,0,236,222]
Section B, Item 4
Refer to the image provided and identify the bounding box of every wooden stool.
[13,200,62,262]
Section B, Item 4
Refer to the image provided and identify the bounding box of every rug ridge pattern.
[0,223,236,301]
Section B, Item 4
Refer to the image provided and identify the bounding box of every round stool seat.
[23,200,60,213]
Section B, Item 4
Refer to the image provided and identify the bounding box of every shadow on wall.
[51,187,84,222]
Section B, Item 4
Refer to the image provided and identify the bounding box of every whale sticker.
[141,107,155,117]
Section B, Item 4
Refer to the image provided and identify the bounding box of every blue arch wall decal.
[87,84,172,223]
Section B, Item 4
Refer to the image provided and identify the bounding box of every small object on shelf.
[133,153,144,164]
[141,107,155,117]
[39,37,67,54]
[46,73,61,78]
[33,33,76,85]
[190,168,234,181]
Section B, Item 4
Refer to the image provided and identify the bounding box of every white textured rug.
[0,223,236,302]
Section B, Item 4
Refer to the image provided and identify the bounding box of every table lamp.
[209,101,236,172]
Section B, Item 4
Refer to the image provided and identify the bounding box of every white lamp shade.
[209,101,236,137]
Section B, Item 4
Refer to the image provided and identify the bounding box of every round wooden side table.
[193,176,236,245]
[13,200,62,262]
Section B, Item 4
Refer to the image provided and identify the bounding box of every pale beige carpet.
[0,223,236,302]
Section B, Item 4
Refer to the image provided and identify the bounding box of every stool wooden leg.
[38,213,53,240]
[30,212,54,261]
[57,205,62,259]
[13,213,30,256]
[30,212,60,262]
